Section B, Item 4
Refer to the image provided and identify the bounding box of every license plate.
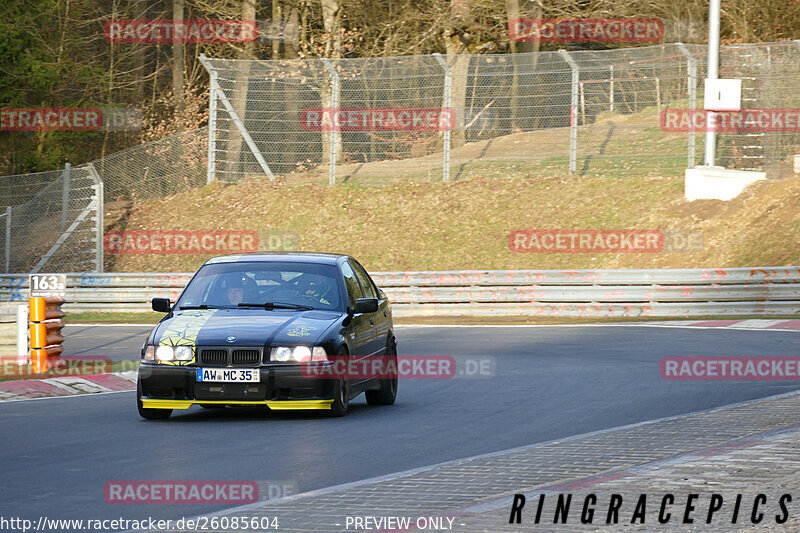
[196,368,260,383]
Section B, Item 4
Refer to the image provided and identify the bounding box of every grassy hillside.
[105,174,800,273]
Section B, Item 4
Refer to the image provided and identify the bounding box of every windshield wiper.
[238,302,314,311]
[178,304,229,310]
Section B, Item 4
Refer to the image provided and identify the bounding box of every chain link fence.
[0,165,102,273]
[1,41,799,273]
[201,41,800,185]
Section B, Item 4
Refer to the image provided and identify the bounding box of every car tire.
[328,347,350,417]
[137,380,172,420]
[365,339,397,406]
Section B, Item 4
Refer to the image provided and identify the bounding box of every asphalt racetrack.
[3,324,800,527]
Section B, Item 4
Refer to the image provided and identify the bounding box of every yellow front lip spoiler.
[140,399,333,410]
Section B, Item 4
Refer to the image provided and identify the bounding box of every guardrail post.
[29,296,65,373]
[322,58,339,186]
[433,53,452,182]
[16,303,27,364]
[558,50,579,174]
[677,43,697,168]
[61,163,71,232]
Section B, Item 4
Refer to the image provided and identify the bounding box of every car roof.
[204,251,347,266]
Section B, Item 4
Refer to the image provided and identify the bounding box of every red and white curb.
[0,370,137,402]
[643,319,800,331]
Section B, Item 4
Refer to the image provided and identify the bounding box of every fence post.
[433,53,452,182]
[609,65,614,112]
[94,180,104,273]
[322,58,339,186]
[677,43,697,168]
[4,206,10,273]
[61,163,70,232]
[202,56,219,185]
[558,50,579,174]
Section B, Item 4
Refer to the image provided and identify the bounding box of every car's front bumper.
[138,363,337,410]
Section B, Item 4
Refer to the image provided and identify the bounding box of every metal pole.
[61,163,70,232]
[206,66,219,184]
[94,181,104,273]
[704,0,721,166]
[322,59,339,186]
[609,65,614,112]
[5,206,10,273]
[559,49,579,174]
[677,43,697,167]
[433,53,452,182]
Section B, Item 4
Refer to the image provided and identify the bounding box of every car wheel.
[137,380,172,420]
[328,347,350,417]
[366,339,397,406]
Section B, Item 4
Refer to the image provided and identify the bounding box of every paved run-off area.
[173,390,800,532]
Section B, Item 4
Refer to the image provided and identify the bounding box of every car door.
[351,259,389,356]
[340,260,374,386]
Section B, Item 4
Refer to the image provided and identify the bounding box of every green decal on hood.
[158,310,218,364]
[287,325,316,337]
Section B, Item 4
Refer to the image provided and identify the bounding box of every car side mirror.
[152,298,172,313]
[353,298,378,314]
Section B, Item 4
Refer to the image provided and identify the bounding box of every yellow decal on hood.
[157,310,218,365]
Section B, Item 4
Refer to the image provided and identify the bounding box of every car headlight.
[270,346,327,362]
[155,345,174,361]
[151,345,194,362]
[175,346,193,361]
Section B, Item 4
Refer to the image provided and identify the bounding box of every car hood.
[151,308,343,347]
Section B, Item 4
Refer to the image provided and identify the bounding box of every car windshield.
[175,261,343,311]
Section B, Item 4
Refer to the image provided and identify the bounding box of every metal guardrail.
[0,267,798,317]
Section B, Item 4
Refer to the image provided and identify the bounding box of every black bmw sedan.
[137,252,397,419]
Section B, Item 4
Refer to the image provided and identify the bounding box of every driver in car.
[218,273,258,306]
[297,276,331,306]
